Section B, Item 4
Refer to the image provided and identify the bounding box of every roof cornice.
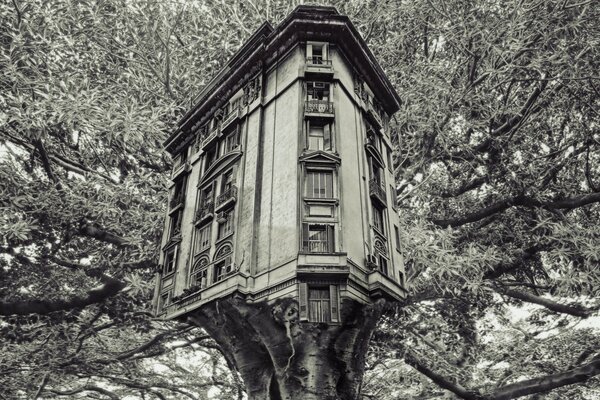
[165,6,401,154]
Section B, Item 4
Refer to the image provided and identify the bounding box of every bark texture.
[188,295,385,400]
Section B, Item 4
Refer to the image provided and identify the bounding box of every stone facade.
[154,5,407,322]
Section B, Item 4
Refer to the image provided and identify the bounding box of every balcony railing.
[367,101,383,128]
[369,179,387,206]
[305,100,334,115]
[196,202,214,222]
[306,57,332,66]
[221,106,241,130]
[216,186,238,208]
[202,125,220,148]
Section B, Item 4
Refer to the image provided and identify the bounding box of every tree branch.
[404,350,485,400]
[491,354,600,399]
[0,271,125,315]
[78,222,131,247]
[48,385,119,400]
[493,286,594,318]
[431,191,600,227]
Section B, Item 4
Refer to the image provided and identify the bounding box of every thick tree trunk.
[188,295,385,399]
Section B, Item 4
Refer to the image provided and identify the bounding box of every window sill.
[304,197,338,204]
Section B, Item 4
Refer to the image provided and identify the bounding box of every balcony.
[305,57,333,76]
[366,101,383,128]
[305,100,334,118]
[195,202,214,224]
[369,179,387,207]
[202,125,220,148]
[216,186,238,210]
[221,107,241,130]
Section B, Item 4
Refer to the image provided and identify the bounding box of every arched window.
[374,239,387,256]
[214,243,232,260]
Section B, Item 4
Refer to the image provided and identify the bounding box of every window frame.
[302,223,335,253]
[305,169,334,199]
[298,283,340,323]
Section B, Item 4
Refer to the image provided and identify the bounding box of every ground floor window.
[298,283,339,323]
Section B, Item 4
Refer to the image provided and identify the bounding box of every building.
[154,5,407,323]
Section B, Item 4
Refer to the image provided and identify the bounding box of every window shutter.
[306,173,314,198]
[329,285,339,323]
[324,124,331,150]
[302,223,309,251]
[306,44,313,59]
[323,43,329,61]
[298,282,309,321]
[326,225,335,253]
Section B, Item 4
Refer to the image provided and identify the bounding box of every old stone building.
[154,6,406,325]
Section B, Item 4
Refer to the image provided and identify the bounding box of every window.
[386,147,393,169]
[307,82,330,101]
[307,121,331,151]
[306,170,333,198]
[307,42,329,65]
[390,184,398,209]
[214,256,234,282]
[222,170,234,193]
[171,176,187,209]
[298,283,339,323]
[394,225,401,250]
[199,185,214,208]
[378,254,389,276]
[163,248,176,275]
[192,258,209,289]
[169,210,182,238]
[217,211,234,239]
[158,291,171,312]
[372,205,385,234]
[194,224,211,253]
[205,145,217,169]
[302,224,334,253]
[224,128,239,153]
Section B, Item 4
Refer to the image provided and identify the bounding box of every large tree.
[1,0,599,399]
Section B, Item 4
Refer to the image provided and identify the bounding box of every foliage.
[1,0,599,399]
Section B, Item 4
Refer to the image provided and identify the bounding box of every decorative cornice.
[164,5,401,155]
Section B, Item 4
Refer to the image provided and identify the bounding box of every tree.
[1,0,599,399]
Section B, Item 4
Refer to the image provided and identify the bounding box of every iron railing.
[305,100,334,114]
[306,57,332,66]
[196,202,214,221]
[216,186,238,208]
[369,179,387,206]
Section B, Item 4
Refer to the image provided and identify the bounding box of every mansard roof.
[164,5,401,154]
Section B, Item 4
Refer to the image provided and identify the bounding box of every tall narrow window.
[302,224,335,253]
[169,210,183,238]
[217,210,234,239]
[222,170,234,193]
[214,255,234,282]
[308,121,331,151]
[225,128,239,153]
[199,185,214,208]
[390,184,398,209]
[194,224,211,254]
[163,248,176,275]
[372,205,385,234]
[312,45,324,64]
[306,170,333,199]
[394,225,401,250]
[205,145,217,169]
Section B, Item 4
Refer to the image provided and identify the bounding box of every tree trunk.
[188,295,385,399]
